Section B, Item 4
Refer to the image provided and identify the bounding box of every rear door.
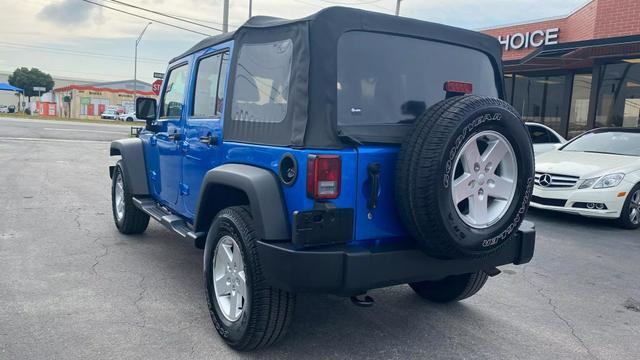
[152,62,191,207]
[181,47,231,218]
[336,31,500,241]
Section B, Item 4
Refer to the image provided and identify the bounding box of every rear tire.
[409,271,489,303]
[204,206,295,351]
[111,160,149,234]
[617,184,640,229]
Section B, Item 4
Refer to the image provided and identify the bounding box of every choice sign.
[497,28,559,51]
[152,79,163,96]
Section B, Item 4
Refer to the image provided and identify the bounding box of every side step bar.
[132,196,206,247]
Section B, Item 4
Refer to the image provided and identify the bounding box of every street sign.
[152,79,163,96]
[33,86,46,92]
[153,72,165,79]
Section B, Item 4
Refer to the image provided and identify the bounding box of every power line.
[78,0,214,37]
[0,41,167,64]
[171,13,241,29]
[102,0,225,32]
[115,1,243,28]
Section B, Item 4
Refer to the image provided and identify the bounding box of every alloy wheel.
[213,235,247,322]
[451,131,518,229]
[630,190,640,225]
[114,172,125,221]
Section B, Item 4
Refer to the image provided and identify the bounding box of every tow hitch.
[350,294,375,307]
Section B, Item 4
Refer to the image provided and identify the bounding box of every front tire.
[204,206,295,351]
[409,271,489,303]
[111,160,149,234]
[617,184,640,229]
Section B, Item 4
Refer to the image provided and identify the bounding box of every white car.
[118,112,137,122]
[526,122,566,156]
[0,105,8,113]
[101,109,119,120]
[531,128,640,229]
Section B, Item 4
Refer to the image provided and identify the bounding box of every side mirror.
[136,97,160,132]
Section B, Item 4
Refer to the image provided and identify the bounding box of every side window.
[528,125,552,144]
[161,64,190,118]
[548,132,562,143]
[217,52,230,115]
[192,51,230,118]
[231,40,293,123]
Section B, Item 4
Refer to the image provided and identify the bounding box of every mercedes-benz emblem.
[539,174,552,187]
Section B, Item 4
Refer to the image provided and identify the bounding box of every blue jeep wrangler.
[110,7,535,350]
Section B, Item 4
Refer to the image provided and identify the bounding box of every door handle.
[168,133,182,141]
[199,135,218,146]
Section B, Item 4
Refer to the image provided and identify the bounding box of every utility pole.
[249,0,252,18]
[395,0,402,16]
[223,0,229,33]
[134,22,152,106]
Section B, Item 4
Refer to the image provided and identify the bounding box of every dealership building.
[482,0,640,138]
[53,80,154,119]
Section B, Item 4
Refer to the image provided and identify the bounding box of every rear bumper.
[257,221,535,296]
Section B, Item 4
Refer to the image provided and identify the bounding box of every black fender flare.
[109,138,149,195]
[194,164,289,241]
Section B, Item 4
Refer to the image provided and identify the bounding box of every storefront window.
[504,74,513,103]
[595,62,640,129]
[512,74,567,134]
[568,74,592,139]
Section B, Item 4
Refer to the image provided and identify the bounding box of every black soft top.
[171,7,504,148]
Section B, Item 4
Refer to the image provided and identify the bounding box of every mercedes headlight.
[579,178,598,189]
[593,173,625,189]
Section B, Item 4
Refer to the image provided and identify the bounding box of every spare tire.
[396,95,534,259]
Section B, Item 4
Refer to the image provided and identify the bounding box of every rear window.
[337,31,499,126]
[528,125,556,144]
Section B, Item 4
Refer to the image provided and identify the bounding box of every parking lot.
[0,117,639,360]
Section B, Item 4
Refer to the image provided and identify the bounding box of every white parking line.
[44,128,127,135]
[0,137,109,144]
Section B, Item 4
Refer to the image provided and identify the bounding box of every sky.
[0,0,588,85]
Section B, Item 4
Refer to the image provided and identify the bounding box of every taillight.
[307,155,341,199]
[443,81,473,95]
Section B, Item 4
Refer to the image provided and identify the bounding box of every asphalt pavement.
[0,117,639,359]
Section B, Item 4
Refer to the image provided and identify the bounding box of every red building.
[482,0,640,138]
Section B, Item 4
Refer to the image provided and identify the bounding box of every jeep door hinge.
[367,162,381,210]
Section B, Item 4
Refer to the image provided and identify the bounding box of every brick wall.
[482,0,640,60]
[564,0,597,41]
[594,0,640,38]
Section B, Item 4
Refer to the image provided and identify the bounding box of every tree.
[8,67,54,102]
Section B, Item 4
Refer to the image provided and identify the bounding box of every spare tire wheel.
[396,95,534,259]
